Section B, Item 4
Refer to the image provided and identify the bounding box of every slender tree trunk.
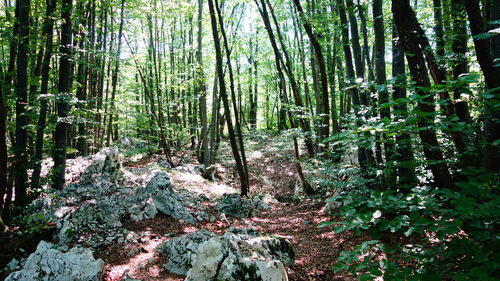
[393,0,454,190]
[373,0,395,185]
[106,0,125,146]
[291,0,329,152]
[208,0,249,196]
[463,0,500,172]
[31,0,57,190]
[392,22,417,188]
[197,0,211,177]
[258,0,315,157]
[14,0,30,204]
[52,0,73,190]
[450,0,470,123]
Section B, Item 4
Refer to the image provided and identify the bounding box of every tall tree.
[106,0,126,146]
[32,0,57,190]
[52,0,74,190]
[373,0,395,183]
[208,0,250,196]
[197,0,211,177]
[392,0,454,190]
[463,0,500,172]
[392,22,417,188]
[14,0,30,204]
[291,0,329,152]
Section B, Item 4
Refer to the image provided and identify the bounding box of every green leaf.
[317,221,335,228]
[333,225,348,233]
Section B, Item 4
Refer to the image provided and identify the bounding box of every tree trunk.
[392,22,417,188]
[106,0,125,146]
[373,0,395,184]
[208,0,250,196]
[291,0,329,152]
[258,0,315,157]
[14,0,30,204]
[463,0,500,172]
[393,0,454,190]
[31,0,57,190]
[52,0,73,190]
[450,0,470,123]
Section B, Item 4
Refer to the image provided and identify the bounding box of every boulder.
[323,189,352,216]
[215,193,271,218]
[80,147,123,187]
[5,241,104,281]
[141,171,196,224]
[29,169,206,248]
[157,230,216,275]
[179,228,294,281]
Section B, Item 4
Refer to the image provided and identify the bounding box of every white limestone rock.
[5,241,104,281]
[157,230,216,275]
[185,228,294,281]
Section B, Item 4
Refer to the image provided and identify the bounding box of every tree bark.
[392,22,417,188]
[52,0,73,190]
[291,0,329,152]
[14,0,30,204]
[208,0,249,196]
[463,0,500,172]
[393,0,454,190]
[31,0,57,190]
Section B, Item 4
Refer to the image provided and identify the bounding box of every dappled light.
[0,0,498,280]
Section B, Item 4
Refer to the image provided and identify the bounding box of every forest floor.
[96,133,363,281]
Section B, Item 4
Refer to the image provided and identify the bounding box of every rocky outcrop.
[157,230,216,275]
[141,171,196,224]
[80,147,123,187]
[215,193,271,218]
[29,151,209,248]
[159,228,294,281]
[186,228,294,281]
[5,241,104,281]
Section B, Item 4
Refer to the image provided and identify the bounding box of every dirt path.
[97,134,360,280]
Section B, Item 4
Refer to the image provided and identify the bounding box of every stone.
[215,193,271,218]
[27,166,209,248]
[5,258,20,272]
[5,241,104,281]
[323,189,352,215]
[80,147,123,187]
[183,228,294,281]
[157,230,216,275]
[143,171,196,224]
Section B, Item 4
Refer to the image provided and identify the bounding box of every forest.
[0,0,499,280]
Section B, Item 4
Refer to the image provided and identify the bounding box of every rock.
[5,241,104,281]
[215,193,271,218]
[223,228,294,266]
[142,171,196,224]
[186,228,294,281]
[27,166,209,248]
[80,147,123,187]
[323,189,352,215]
[5,258,20,272]
[157,230,216,275]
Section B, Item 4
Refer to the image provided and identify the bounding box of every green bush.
[320,168,499,280]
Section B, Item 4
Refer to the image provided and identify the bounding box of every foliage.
[320,168,500,280]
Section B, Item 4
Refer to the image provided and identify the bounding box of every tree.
[14,0,30,204]
[463,0,500,172]
[52,0,74,190]
[291,0,329,152]
[207,0,249,196]
[31,0,57,190]
[392,0,454,190]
